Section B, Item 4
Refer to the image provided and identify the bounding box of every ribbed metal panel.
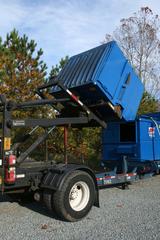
[55,42,111,89]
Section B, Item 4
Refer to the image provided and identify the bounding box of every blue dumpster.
[102,113,160,163]
[52,41,144,121]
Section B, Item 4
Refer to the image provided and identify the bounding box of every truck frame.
[0,78,139,222]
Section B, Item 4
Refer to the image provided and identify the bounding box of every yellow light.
[0,176,2,185]
[4,137,11,151]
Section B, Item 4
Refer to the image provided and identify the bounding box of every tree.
[0,29,49,157]
[49,56,69,79]
[138,91,158,114]
[0,29,47,102]
[103,7,160,112]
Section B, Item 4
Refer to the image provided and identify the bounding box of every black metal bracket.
[37,78,107,128]
[7,98,70,111]
[9,117,89,128]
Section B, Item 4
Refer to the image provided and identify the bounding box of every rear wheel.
[53,170,95,222]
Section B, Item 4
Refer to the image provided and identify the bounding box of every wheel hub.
[69,181,90,211]
[70,186,81,200]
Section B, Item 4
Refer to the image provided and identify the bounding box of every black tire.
[43,189,52,211]
[53,170,95,222]
[43,189,57,215]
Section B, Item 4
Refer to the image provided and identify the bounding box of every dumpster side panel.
[102,122,137,163]
[102,116,160,164]
[139,118,160,161]
[95,43,144,121]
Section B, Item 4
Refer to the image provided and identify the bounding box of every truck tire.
[53,170,95,222]
[43,189,53,211]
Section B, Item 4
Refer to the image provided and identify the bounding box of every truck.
[0,41,159,222]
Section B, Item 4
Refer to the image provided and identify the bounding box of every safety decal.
[148,127,155,138]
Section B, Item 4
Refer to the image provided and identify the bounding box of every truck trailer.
[0,41,158,222]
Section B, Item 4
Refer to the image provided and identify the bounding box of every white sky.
[0,0,159,72]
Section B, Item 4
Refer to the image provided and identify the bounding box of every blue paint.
[102,114,160,163]
[51,41,144,121]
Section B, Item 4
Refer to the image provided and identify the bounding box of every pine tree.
[49,56,69,79]
[0,29,47,102]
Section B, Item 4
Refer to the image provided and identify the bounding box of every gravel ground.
[0,176,160,240]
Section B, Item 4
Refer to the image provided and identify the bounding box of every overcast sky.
[0,0,159,72]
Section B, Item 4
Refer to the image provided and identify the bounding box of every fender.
[41,163,99,207]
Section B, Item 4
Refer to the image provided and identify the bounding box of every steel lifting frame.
[0,78,107,167]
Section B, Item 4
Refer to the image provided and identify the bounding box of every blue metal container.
[51,41,144,121]
[102,113,160,163]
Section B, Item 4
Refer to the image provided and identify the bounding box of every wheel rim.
[69,181,90,211]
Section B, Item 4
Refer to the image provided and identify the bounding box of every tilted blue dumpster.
[51,41,144,121]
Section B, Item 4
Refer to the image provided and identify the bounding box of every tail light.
[5,154,16,184]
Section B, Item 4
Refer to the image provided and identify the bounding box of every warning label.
[148,127,155,138]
